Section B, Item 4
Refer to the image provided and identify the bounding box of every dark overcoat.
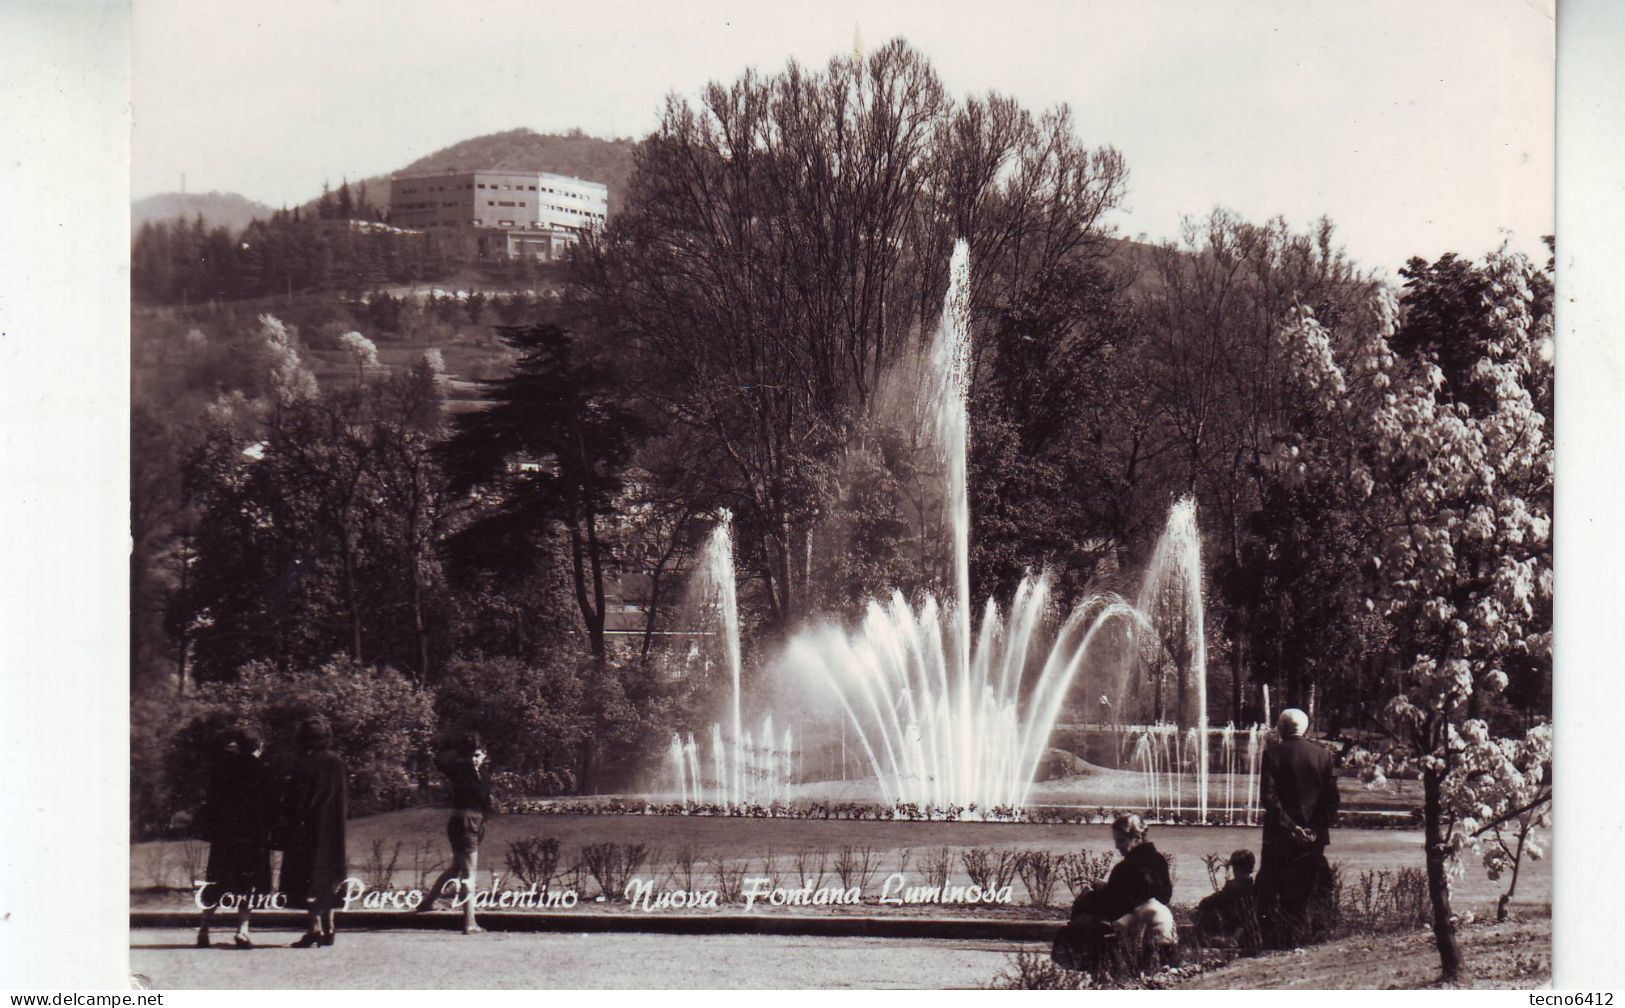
[1259,736,1340,858]
[278,750,349,911]
[1071,841,1174,922]
[200,751,273,898]
[1257,735,1340,931]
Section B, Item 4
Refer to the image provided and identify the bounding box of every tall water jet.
[697,241,1239,821]
[1125,496,1209,821]
[781,240,1143,812]
[699,512,745,803]
[928,240,974,688]
[667,512,798,809]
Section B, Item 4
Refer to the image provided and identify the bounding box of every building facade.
[388,169,608,261]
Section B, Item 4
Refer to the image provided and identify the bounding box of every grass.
[132,807,1549,917]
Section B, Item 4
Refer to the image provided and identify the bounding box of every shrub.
[1060,850,1115,899]
[669,843,701,891]
[176,840,208,890]
[922,847,954,889]
[138,845,171,891]
[435,655,588,789]
[130,685,208,837]
[989,950,1091,990]
[709,857,746,903]
[581,842,649,899]
[794,847,829,890]
[962,847,1021,893]
[1016,851,1061,907]
[363,839,403,889]
[894,847,913,876]
[437,652,686,795]
[491,768,577,802]
[833,845,882,891]
[147,658,435,837]
[757,846,784,890]
[1337,865,1430,933]
[410,839,444,892]
[505,836,563,890]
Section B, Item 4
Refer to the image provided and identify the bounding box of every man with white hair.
[1256,707,1340,944]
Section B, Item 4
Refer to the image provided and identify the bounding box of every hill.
[131,191,275,234]
[300,128,640,219]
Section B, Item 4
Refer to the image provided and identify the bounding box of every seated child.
[1194,849,1257,946]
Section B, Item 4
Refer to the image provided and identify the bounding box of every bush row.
[132,652,679,838]
[498,797,1419,828]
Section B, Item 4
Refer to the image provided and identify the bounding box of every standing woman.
[197,726,273,949]
[417,732,492,934]
[279,716,349,948]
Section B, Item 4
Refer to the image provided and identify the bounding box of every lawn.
[132,806,1548,918]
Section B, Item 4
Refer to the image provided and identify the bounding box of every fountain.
[667,513,797,808]
[665,239,1265,823]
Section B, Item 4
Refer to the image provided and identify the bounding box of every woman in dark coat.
[197,726,273,949]
[278,716,349,947]
[1054,814,1175,971]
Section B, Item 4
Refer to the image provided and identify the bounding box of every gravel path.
[130,928,1044,989]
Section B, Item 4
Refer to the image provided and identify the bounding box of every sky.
[132,0,1554,275]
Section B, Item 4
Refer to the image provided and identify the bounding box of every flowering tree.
[259,313,318,403]
[422,346,447,382]
[1275,249,1552,978]
[1446,720,1552,922]
[338,329,380,386]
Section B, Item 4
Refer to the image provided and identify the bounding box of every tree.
[172,315,459,682]
[131,401,195,688]
[1136,211,1373,721]
[438,323,651,791]
[572,39,1126,628]
[1276,249,1553,978]
[439,323,649,661]
[338,330,379,387]
[365,362,452,680]
[968,259,1142,604]
[1447,720,1551,923]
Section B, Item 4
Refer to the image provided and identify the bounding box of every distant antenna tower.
[853,24,864,62]
[180,172,186,195]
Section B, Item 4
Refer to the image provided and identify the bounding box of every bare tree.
[573,39,1127,627]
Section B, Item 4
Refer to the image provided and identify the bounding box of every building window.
[488,201,495,206]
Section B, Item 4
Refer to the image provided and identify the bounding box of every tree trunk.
[341,541,363,661]
[578,737,596,795]
[174,536,191,695]
[584,511,607,659]
[641,555,668,662]
[1498,819,1530,922]
[566,514,605,660]
[1422,766,1464,979]
[410,568,428,682]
